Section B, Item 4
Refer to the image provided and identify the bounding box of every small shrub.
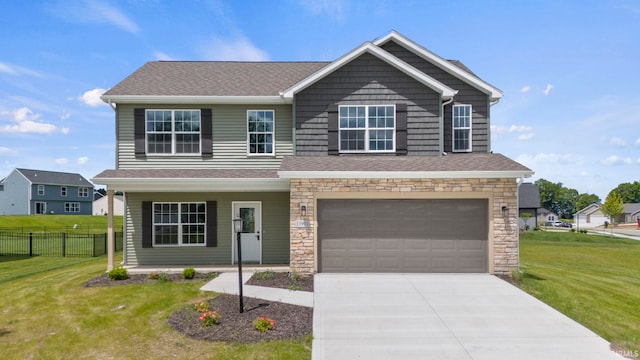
[533,227,540,231]
[289,271,307,282]
[199,311,221,327]
[157,273,171,283]
[570,228,576,233]
[253,317,275,332]
[108,266,129,281]
[255,269,275,281]
[195,301,210,313]
[579,229,588,234]
[287,281,302,291]
[183,267,196,280]
[148,272,160,280]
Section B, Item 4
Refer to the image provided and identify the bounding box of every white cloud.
[55,158,69,165]
[77,156,89,165]
[154,51,175,61]
[0,62,42,77]
[608,137,627,147]
[46,0,138,34]
[297,0,346,21]
[520,85,530,93]
[518,133,535,141]
[509,125,533,133]
[543,84,554,96]
[79,88,107,106]
[0,147,18,156]
[201,35,269,61]
[0,107,59,134]
[516,153,578,166]
[491,124,534,140]
[602,155,633,166]
[635,138,640,146]
[61,127,70,135]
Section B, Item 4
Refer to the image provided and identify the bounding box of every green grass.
[0,254,311,359]
[0,215,123,234]
[518,231,640,353]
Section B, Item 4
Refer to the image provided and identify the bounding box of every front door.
[232,202,261,264]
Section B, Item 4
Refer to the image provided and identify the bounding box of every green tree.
[576,193,601,211]
[601,191,624,225]
[610,181,640,203]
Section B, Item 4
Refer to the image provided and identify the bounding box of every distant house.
[518,183,541,228]
[621,203,640,223]
[93,194,124,216]
[537,208,559,225]
[574,203,607,229]
[0,168,93,215]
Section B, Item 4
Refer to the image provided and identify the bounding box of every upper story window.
[339,105,395,153]
[61,186,67,197]
[153,202,206,246]
[247,110,274,155]
[453,104,472,152]
[37,185,45,196]
[78,188,89,197]
[146,110,201,155]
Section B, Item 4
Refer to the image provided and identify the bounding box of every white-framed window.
[339,105,395,153]
[78,187,89,197]
[61,186,67,197]
[37,185,45,196]
[146,110,201,154]
[153,202,206,246]
[452,104,472,152]
[247,110,274,155]
[65,202,80,213]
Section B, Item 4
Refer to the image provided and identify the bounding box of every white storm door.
[232,202,262,264]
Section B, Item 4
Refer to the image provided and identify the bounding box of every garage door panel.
[318,199,488,273]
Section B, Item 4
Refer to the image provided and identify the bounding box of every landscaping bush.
[255,269,275,280]
[108,267,129,281]
[253,317,275,332]
[183,267,196,279]
[148,272,160,280]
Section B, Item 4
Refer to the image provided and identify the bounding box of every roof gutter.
[100,95,292,105]
[278,170,534,179]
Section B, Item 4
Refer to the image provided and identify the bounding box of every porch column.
[107,189,115,271]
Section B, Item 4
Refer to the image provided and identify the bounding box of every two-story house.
[0,168,94,215]
[94,31,532,275]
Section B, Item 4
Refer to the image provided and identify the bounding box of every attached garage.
[318,199,488,273]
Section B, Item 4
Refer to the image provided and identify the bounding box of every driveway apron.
[312,274,623,360]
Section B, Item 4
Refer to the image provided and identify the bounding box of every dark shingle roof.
[93,169,279,179]
[518,183,541,208]
[279,153,531,173]
[16,168,93,187]
[103,61,330,97]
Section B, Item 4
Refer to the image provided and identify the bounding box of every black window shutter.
[201,108,213,158]
[134,108,146,157]
[206,201,217,247]
[327,104,339,155]
[142,201,153,248]
[395,103,408,155]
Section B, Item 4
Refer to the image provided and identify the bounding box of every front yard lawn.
[518,231,640,354]
[0,255,311,359]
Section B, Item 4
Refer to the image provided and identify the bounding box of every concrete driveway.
[312,274,623,360]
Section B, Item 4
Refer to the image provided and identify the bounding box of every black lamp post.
[233,217,244,313]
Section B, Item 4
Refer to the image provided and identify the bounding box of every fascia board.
[100,95,291,105]
[282,43,456,99]
[374,31,503,100]
[90,177,290,192]
[278,170,534,179]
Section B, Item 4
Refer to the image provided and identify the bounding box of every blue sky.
[1,0,639,199]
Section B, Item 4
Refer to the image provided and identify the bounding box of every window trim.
[246,110,276,156]
[452,104,472,153]
[37,185,45,196]
[338,105,396,153]
[65,202,80,213]
[152,202,207,247]
[78,187,89,197]
[61,186,67,197]
[145,109,202,156]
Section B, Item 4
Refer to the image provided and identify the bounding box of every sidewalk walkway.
[200,272,314,308]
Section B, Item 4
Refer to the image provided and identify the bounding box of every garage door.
[318,199,488,273]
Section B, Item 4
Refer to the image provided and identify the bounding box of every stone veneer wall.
[289,178,518,275]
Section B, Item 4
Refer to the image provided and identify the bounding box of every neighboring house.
[631,209,640,225]
[93,31,533,275]
[0,168,93,215]
[518,183,541,229]
[93,194,124,216]
[574,203,607,229]
[537,208,559,225]
[621,203,640,223]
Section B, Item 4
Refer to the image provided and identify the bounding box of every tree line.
[535,179,640,220]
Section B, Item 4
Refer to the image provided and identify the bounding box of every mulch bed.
[245,271,314,292]
[83,271,314,343]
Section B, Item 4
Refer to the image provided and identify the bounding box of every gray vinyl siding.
[0,170,29,215]
[116,104,293,169]
[295,53,441,156]
[381,41,491,153]
[124,192,290,266]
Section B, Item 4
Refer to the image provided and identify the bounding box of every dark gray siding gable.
[381,40,491,153]
[295,52,441,156]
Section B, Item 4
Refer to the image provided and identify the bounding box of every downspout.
[516,176,524,273]
[488,98,500,153]
[440,96,454,156]
[107,99,116,111]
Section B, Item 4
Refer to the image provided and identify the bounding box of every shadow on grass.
[0,255,31,262]
[0,328,12,337]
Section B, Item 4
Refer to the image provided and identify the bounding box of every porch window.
[153,202,206,246]
[146,110,201,154]
[339,105,395,152]
[247,110,274,155]
[453,104,472,152]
